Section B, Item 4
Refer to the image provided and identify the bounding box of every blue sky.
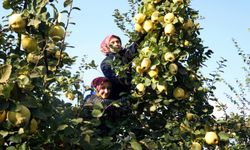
[1,1,249,115]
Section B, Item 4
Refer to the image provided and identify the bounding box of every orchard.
[0,0,249,149]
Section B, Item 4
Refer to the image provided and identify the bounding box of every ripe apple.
[173,0,183,4]
[164,13,175,23]
[49,25,65,41]
[55,50,66,59]
[7,105,31,127]
[17,75,30,87]
[151,11,160,22]
[141,46,151,54]
[65,91,75,100]
[27,53,41,64]
[205,132,219,145]
[9,13,26,32]
[186,112,194,121]
[0,111,6,123]
[164,52,175,62]
[143,20,153,32]
[136,83,145,93]
[190,142,202,150]
[168,63,178,75]
[135,23,143,32]
[147,68,159,78]
[156,84,167,93]
[141,58,151,71]
[133,13,146,24]
[173,87,185,100]
[183,19,194,29]
[21,35,38,53]
[164,23,175,35]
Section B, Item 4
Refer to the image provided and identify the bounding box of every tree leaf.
[64,0,72,7]
[218,131,229,141]
[91,109,103,118]
[130,140,142,150]
[0,64,12,83]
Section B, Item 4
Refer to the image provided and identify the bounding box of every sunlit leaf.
[130,140,142,150]
[91,109,103,118]
[0,64,12,83]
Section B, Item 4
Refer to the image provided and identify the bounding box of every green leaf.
[71,118,83,125]
[130,140,142,150]
[0,64,12,83]
[57,124,68,131]
[91,109,103,118]
[218,131,229,141]
[64,0,72,7]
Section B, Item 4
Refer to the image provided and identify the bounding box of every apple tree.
[111,0,249,149]
[0,0,99,149]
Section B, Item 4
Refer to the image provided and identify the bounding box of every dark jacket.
[101,43,138,99]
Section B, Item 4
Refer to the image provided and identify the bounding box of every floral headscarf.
[100,35,121,55]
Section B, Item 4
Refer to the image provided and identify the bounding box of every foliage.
[0,0,249,149]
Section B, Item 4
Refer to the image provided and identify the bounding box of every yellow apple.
[135,23,143,32]
[27,53,41,64]
[184,40,189,47]
[183,19,194,29]
[156,84,167,93]
[133,13,146,24]
[49,25,65,42]
[205,132,219,145]
[147,68,159,78]
[168,63,178,75]
[173,0,183,4]
[30,118,38,134]
[9,13,26,32]
[65,91,75,100]
[136,83,145,93]
[164,23,175,35]
[21,35,38,53]
[151,11,160,22]
[55,50,66,59]
[7,105,31,127]
[164,13,175,23]
[143,20,153,32]
[173,87,185,100]
[17,74,30,87]
[0,111,6,123]
[186,112,194,121]
[190,142,202,150]
[141,58,151,71]
[164,52,175,62]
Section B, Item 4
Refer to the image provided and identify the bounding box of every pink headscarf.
[100,35,121,55]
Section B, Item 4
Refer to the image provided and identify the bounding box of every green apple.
[49,25,65,41]
[21,35,38,53]
[190,142,202,150]
[7,105,31,127]
[173,87,185,100]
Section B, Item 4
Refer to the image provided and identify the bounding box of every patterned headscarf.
[100,35,121,55]
[91,77,111,92]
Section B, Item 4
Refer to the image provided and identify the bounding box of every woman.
[84,77,113,106]
[100,34,143,99]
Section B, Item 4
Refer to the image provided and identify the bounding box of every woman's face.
[96,82,112,99]
[109,37,121,53]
